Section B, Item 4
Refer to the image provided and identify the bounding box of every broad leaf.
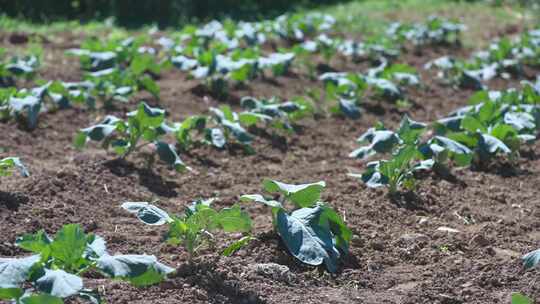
[85,236,107,258]
[478,133,511,155]
[96,254,174,287]
[35,269,83,298]
[263,180,326,207]
[155,141,187,172]
[49,224,88,270]
[0,255,41,288]
[276,207,341,273]
[16,230,51,261]
[216,205,252,232]
[131,102,164,128]
[121,202,171,225]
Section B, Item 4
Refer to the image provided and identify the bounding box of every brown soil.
[0,30,539,304]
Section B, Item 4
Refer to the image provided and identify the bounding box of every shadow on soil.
[103,158,179,198]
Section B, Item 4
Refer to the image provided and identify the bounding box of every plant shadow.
[0,191,29,211]
[103,158,179,198]
[389,191,430,212]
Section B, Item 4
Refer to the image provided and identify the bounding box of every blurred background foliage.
[0,0,350,28]
[0,0,536,29]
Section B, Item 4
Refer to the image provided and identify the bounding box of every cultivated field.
[0,1,539,303]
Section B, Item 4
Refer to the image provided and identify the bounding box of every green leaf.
[132,102,164,128]
[0,157,30,177]
[35,269,83,298]
[49,224,88,271]
[130,54,153,76]
[222,120,252,144]
[478,100,497,123]
[222,236,255,257]
[468,90,489,105]
[319,206,352,254]
[447,131,478,148]
[263,180,326,208]
[16,230,51,261]
[79,124,117,143]
[398,115,426,144]
[142,128,158,141]
[96,254,174,287]
[217,205,252,232]
[139,75,160,98]
[20,294,63,304]
[350,129,399,159]
[220,105,235,121]
[461,115,485,134]
[0,287,23,300]
[155,141,187,172]
[511,293,532,304]
[238,112,267,126]
[276,206,342,273]
[0,255,41,288]
[73,132,88,149]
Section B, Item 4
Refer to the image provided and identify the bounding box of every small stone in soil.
[248,263,295,283]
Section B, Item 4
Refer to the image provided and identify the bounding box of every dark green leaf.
[121,202,171,226]
[96,254,174,287]
[276,207,341,273]
[155,141,187,172]
[35,269,83,298]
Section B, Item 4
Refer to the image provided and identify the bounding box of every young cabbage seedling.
[74,102,188,172]
[240,96,312,135]
[175,115,208,152]
[0,224,173,304]
[436,96,538,169]
[357,146,433,196]
[122,199,252,260]
[350,116,433,196]
[241,179,351,273]
[207,105,256,153]
[0,157,29,178]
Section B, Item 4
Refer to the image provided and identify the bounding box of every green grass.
[317,0,539,47]
[0,15,117,35]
